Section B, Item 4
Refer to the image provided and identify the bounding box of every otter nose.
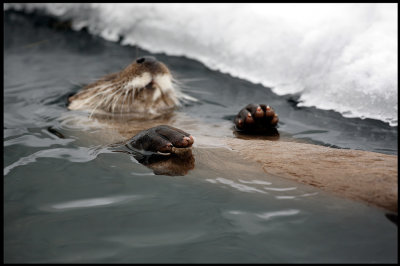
[136,56,157,64]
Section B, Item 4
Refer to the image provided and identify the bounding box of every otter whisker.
[112,88,126,113]
[79,91,107,109]
[121,87,130,114]
[171,76,201,91]
[88,88,114,118]
[85,83,123,115]
[131,86,137,111]
[92,86,121,113]
[102,86,123,107]
[125,84,136,112]
[131,87,135,111]
[113,82,135,113]
[85,91,113,113]
[175,77,207,83]
[79,84,115,105]
[89,99,104,119]
[153,83,173,107]
[110,87,122,112]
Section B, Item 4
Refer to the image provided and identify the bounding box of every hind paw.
[234,104,279,132]
[127,125,194,154]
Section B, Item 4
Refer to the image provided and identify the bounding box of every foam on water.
[4,3,398,126]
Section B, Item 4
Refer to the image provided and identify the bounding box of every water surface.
[3,11,397,263]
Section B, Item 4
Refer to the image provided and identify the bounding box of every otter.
[67,56,199,160]
[65,56,397,212]
[66,55,279,175]
[67,56,279,155]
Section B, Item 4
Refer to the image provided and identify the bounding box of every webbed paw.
[127,125,194,154]
[234,104,279,132]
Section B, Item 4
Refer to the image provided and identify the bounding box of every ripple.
[4,127,28,138]
[42,195,143,212]
[255,209,300,220]
[106,231,205,248]
[207,177,268,194]
[227,209,300,221]
[263,187,297,192]
[238,179,272,185]
[130,171,155,176]
[4,133,74,147]
[275,196,297,200]
[224,209,301,235]
[4,146,110,176]
[299,192,319,197]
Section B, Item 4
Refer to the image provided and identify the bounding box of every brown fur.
[68,59,177,116]
[65,59,398,212]
[225,138,398,212]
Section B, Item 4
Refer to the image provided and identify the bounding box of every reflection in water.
[136,149,195,176]
[112,145,195,176]
[233,127,280,141]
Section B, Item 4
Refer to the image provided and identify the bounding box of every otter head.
[68,56,180,118]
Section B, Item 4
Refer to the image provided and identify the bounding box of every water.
[4,3,398,126]
[3,10,397,263]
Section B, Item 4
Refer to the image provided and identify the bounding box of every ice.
[4,3,397,126]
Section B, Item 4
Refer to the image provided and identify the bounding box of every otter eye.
[136,57,146,64]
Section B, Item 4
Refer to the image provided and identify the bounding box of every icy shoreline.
[4,3,398,126]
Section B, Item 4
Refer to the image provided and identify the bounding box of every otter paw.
[234,103,279,132]
[127,125,194,154]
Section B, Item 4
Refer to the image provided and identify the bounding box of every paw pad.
[234,103,279,132]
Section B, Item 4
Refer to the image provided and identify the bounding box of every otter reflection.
[233,127,280,141]
[136,149,195,176]
[113,146,195,176]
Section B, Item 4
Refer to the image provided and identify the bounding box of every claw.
[245,112,254,123]
[265,107,274,118]
[183,136,194,146]
[271,115,279,126]
[183,137,190,145]
[237,118,244,128]
[159,143,173,153]
[188,135,194,145]
[254,106,264,118]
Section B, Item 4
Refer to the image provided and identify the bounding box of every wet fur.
[68,57,181,118]
[65,58,398,212]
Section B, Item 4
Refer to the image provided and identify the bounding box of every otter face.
[68,56,180,118]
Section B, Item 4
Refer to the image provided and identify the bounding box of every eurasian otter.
[67,56,279,154]
[65,56,397,212]
[67,56,199,155]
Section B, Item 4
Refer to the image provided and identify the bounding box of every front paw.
[234,104,279,132]
[127,125,194,154]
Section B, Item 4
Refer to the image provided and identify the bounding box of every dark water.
[4,11,398,263]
